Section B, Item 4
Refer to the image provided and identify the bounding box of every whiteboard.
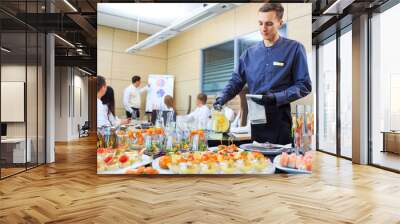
[145,74,174,112]
[1,82,25,122]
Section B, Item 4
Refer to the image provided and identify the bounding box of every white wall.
[55,66,69,141]
[54,67,89,141]
[71,73,89,138]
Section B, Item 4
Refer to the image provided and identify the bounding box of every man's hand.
[213,97,224,111]
[251,92,276,106]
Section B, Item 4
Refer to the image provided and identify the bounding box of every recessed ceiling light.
[1,47,11,53]
[322,0,354,14]
[63,0,78,12]
[54,34,75,48]
[78,67,92,76]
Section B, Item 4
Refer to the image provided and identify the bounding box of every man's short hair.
[197,93,207,105]
[132,75,141,84]
[97,75,106,92]
[258,3,284,20]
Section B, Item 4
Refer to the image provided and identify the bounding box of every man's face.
[134,80,141,87]
[258,11,282,41]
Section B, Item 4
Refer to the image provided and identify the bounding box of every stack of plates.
[239,143,288,156]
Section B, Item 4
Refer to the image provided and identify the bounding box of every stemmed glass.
[294,115,304,155]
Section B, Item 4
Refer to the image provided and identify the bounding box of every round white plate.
[239,143,285,156]
[152,157,174,174]
[273,155,311,174]
[98,154,153,174]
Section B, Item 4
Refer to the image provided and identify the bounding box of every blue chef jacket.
[218,36,312,144]
[219,36,312,106]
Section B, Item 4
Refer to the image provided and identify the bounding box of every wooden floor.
[1,167,26,177]
[1,164,44,178]
[1,136,400,224]
[373,150,400,171]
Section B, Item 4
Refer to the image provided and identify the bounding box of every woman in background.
[151,95,176,125]
[101,86,129,126]
[97,75,110,127]
[163,95,175,112]
[163,95,176,124]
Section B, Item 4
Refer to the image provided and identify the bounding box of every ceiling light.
[126,3,236,53]
[78,67,92,76]
[1,47,11,53]
[54,34,75,48]
[323,0,355,14]
[63,0,78,12]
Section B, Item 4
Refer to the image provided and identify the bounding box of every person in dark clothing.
[213,3,311,144]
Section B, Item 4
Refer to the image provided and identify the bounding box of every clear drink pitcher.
[211,108,229,133]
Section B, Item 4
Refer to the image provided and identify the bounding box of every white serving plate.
[273,155,312,174]
[152,155,275,175]
[151,157,174,174]
[98,154,153,174]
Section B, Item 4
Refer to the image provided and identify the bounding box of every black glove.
[213,97,224,111]
[251,92,276,106]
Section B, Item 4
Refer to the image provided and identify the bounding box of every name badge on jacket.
[273,61,285,67]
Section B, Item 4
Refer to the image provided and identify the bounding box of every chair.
[78,121,90,138]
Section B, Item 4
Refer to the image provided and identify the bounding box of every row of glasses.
[293,105,314,155]
[97,126,117,149]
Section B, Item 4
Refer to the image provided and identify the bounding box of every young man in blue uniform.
[213,3,312,144]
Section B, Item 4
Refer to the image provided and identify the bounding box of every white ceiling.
[97,3,209,35]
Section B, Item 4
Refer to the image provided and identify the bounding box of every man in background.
[123,75,149,119]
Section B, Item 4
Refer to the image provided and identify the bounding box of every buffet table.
[97,126,313,175]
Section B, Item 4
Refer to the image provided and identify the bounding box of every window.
[370,3,400,171]
[201,41,234,95]
[0,1,47,179]
[317,36,337,154]
[340,27,352,158]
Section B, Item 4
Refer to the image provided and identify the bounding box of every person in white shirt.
[97,76,110,128]
[101,86,129,127]
[182,93,211,129]
[123,75,149,119]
